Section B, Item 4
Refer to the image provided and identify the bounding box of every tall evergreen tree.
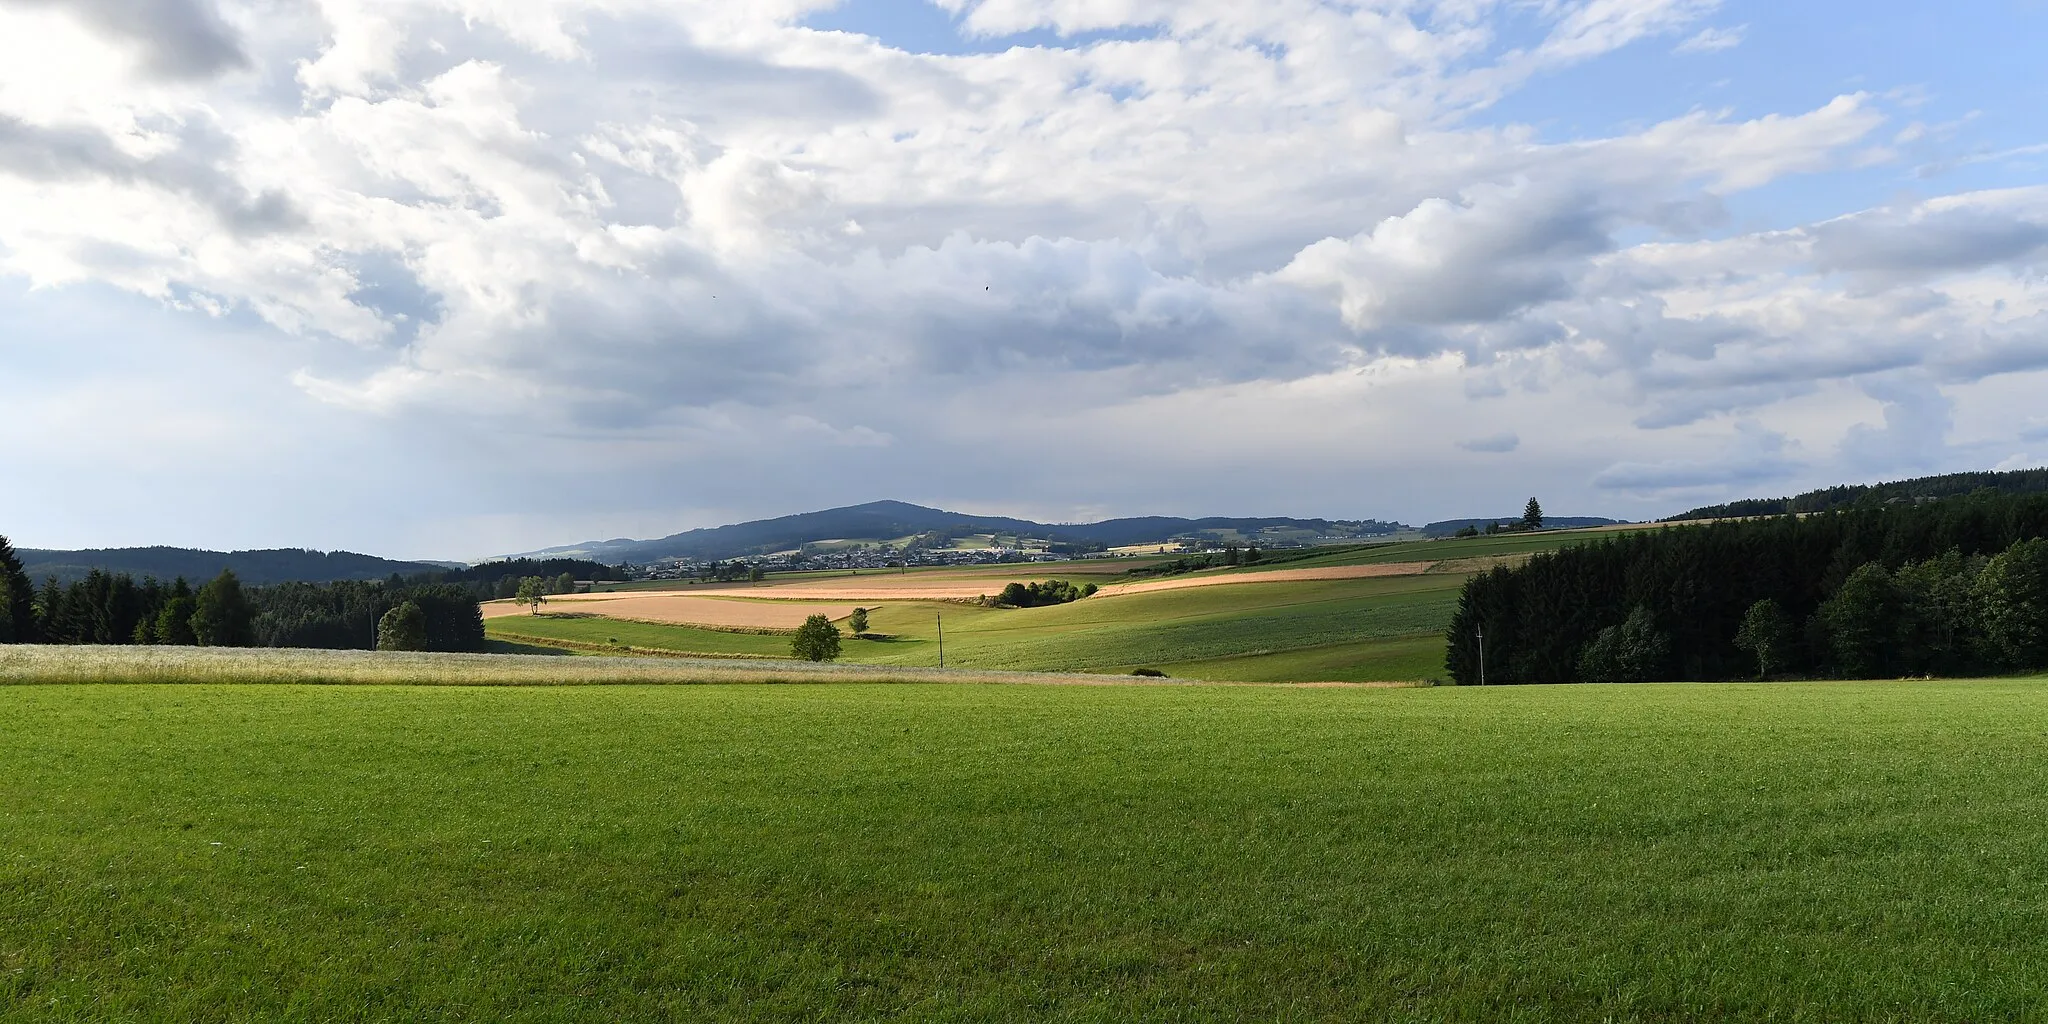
[1522,498,1544,531]
[0,535,34,642]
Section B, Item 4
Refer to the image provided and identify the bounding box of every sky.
[2,0,2046,560]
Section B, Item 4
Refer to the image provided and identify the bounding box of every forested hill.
[1423,517,1623,538]
[1668,468,2048,521]
[18,547,446,586]
[1448,491,2048,685]
[516,500,1405,563]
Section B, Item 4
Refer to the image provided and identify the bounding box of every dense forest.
[0,535,485,652]
[438,558,623,596]
[1668,468,2048,521]
[16,545,447,586]
[1447,492,2048,684]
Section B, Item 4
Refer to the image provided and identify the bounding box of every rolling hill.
[1422,516,1626,538]
[514,500,1406,564]
[1667,468,2048,521]
[18,546,447,586]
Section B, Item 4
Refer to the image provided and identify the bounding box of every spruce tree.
[1522,498,1544,531]
[0,535,33,642]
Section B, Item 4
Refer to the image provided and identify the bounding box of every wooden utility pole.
[937,612,945,669]
[1476,624,1486,686]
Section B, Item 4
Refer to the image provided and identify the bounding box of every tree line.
[1,535,483,652]
[1667,469,2048,522]
[1445,492,2048,684]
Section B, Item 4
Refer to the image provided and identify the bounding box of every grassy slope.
[522,531,1657,681]
[8,680,2048,1021]
[493,574,1467,680]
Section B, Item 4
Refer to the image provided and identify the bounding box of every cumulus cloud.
[0,0,2044,551]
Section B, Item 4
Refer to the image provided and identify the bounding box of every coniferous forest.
[1447,492,2048,684]
[0,535,485,652]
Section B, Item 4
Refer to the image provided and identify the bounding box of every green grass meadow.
[7,677,2048,1021]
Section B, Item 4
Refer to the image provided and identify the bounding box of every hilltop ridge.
[512,500,1407,565]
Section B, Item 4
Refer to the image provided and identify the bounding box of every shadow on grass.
[483,639,578,657]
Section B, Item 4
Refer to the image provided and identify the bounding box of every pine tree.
[0,535,34,642]
[1522,498,1544,531]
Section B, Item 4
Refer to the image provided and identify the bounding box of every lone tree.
[1522,497,1545,531]
[377,601,428,651]
[1732,598,1794,679]
[848,607,869,636]
[515,576,548,615]
[791,614,842,662]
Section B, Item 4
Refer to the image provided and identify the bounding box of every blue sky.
[0,0,2044,558]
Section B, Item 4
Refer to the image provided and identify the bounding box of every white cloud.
[1674,25,1745,54]
[0,0,2044,553]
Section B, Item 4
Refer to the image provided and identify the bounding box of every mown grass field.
[7,676,2048,1021]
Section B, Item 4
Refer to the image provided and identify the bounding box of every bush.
[1130,668,1168,678]
[994,580,1094,608]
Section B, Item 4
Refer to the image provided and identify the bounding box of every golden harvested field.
[524,559,1490,618]
[1094,560,1440,597]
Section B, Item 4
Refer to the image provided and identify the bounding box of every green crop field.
[489,615,798,658]
[491,573,1468,681]
[7,676,2048,1021]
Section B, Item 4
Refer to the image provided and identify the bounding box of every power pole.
[1476,624,1486,686]
[936,611,945,669]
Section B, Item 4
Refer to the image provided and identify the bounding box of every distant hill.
[1667,468,2048,522]
[1422,517,1626,539]
[517,500,1406,564]
[18,547,447,586]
